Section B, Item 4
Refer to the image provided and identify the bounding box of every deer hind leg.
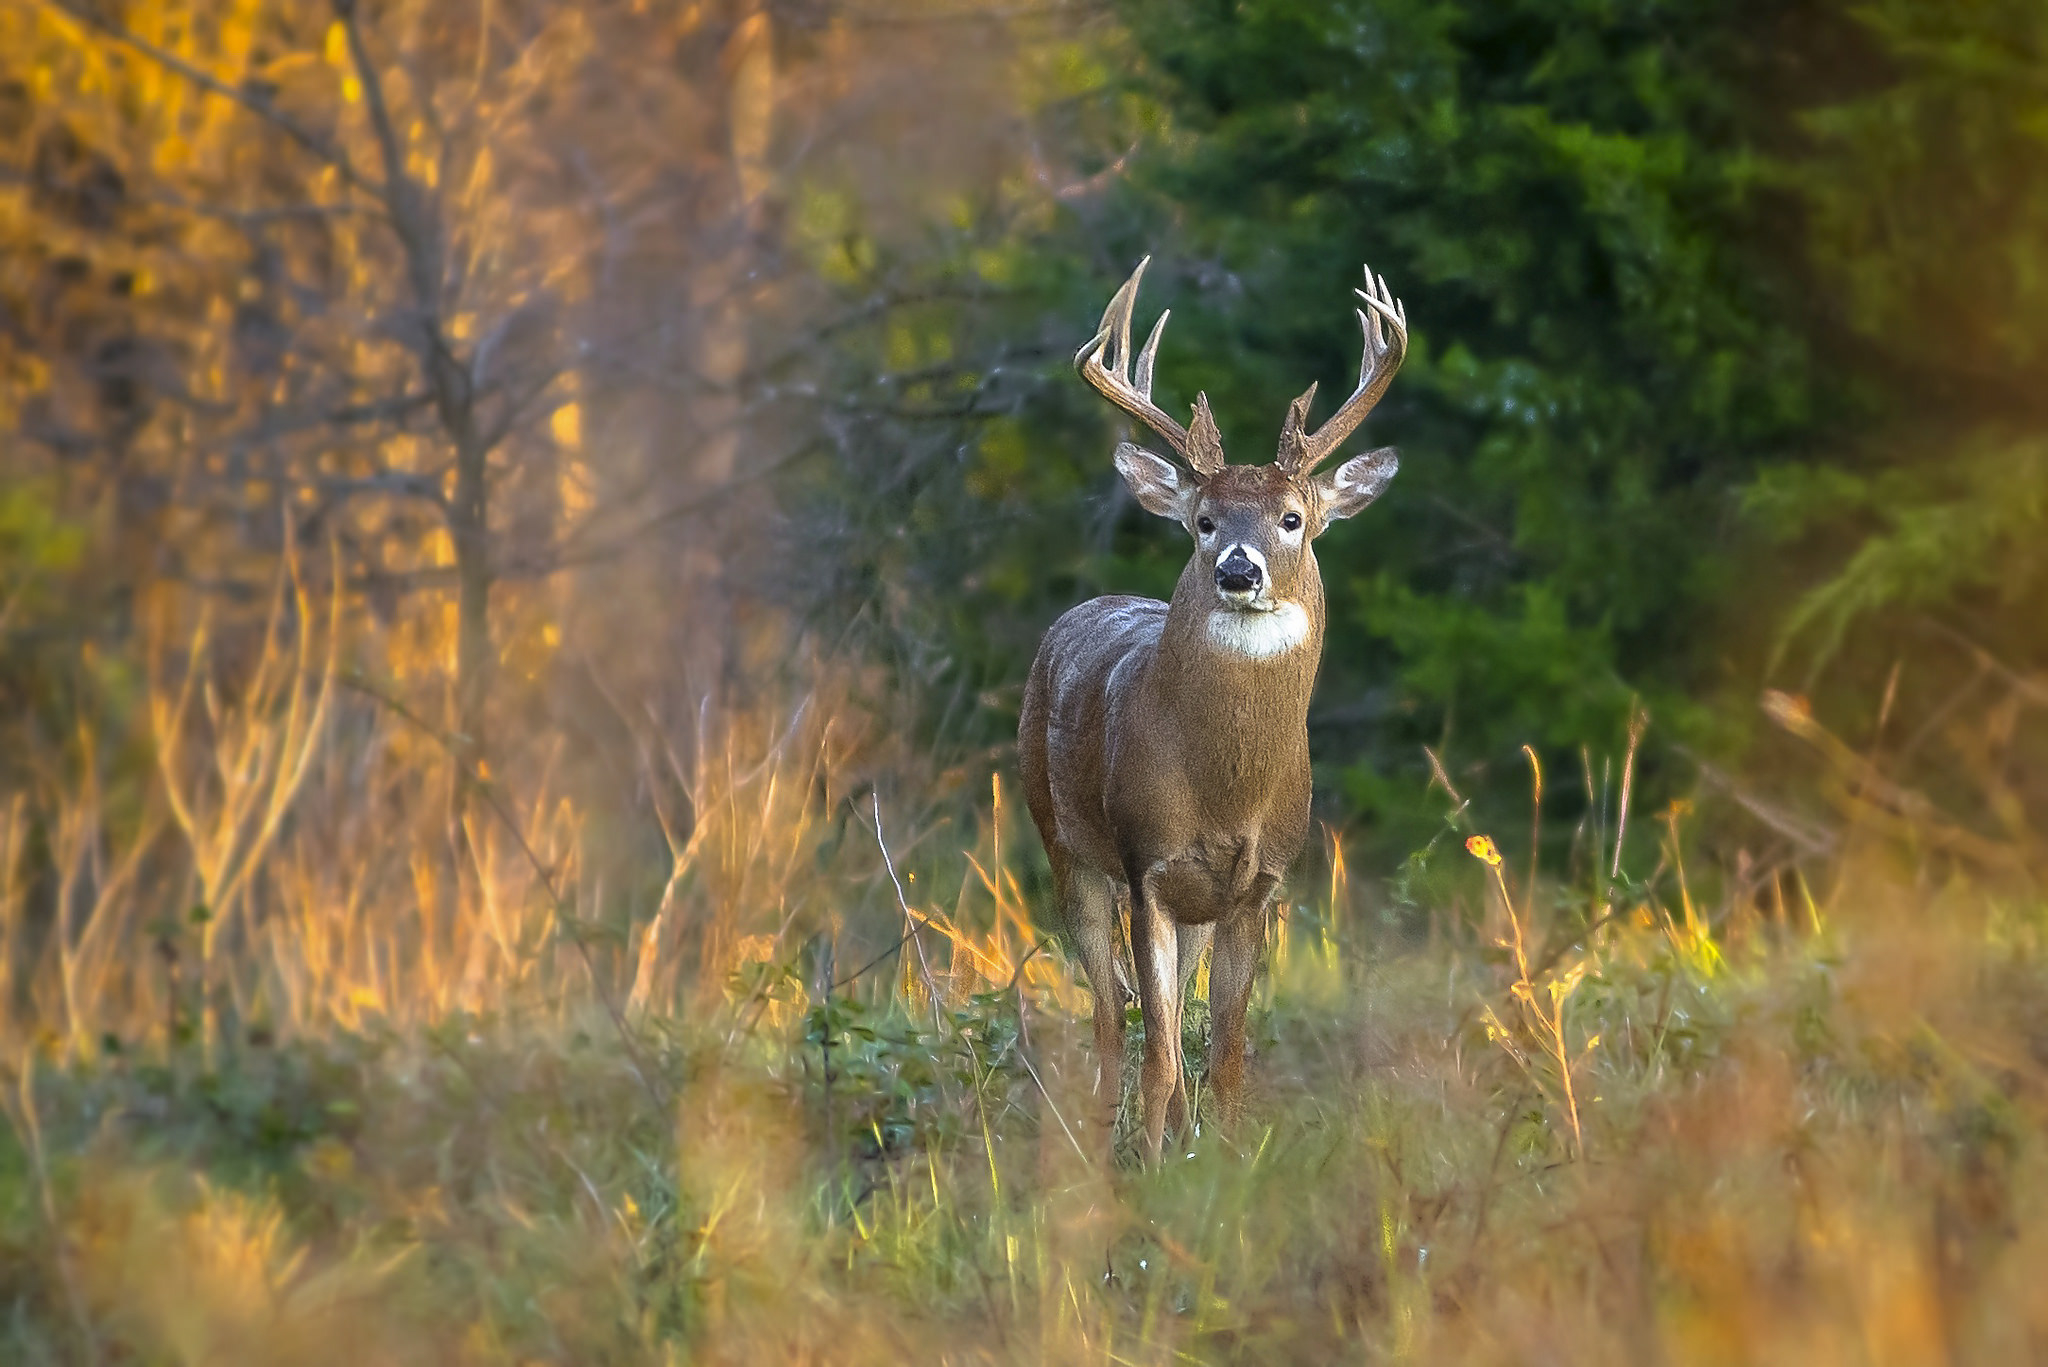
[1206,902,1268,1134]
[1125,865,1182,1168]
[1058,858,1125,1148]
[1165,921,1213,1141]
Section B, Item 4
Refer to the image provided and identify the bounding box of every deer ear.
[1113,442,1192,521]
[1314,446,1398,522]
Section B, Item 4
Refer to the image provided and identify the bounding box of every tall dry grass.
[0,558,973,1058]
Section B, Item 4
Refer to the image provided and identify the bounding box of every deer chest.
[1147,835,1280,926]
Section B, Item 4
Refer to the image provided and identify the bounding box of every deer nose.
[1216,547,1262,595]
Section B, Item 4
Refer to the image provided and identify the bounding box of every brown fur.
[1020,456,1396,1164]
[1022,261,1408,1165]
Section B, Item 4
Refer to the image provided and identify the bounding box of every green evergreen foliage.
[1103,0,1831,830]
[805,2,1811,826]
[1757,0,2048,680]
[792,0,2048,849]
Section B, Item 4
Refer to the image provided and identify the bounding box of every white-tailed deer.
[1019,258,1407,1165]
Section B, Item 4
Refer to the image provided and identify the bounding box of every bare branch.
[335,1,448,348]
[131,187,378,229]
[312,472,448,508]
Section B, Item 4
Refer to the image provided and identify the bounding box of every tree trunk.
[451,433,492,767]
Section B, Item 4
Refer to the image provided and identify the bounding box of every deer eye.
[1280,512,1303,531]
[1196,516,1215,535]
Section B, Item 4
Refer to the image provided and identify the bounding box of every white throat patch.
[1206,602,1310,659]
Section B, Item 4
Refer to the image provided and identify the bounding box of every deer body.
[1019,259,1409,1165]
[1028,562,1320,923]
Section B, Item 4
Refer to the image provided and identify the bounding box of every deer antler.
[1075,258,1226,479]
[1275,265,1408,476]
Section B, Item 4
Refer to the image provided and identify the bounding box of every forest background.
[1,0,2046,1360]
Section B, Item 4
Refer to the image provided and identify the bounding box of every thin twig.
[872,795,946,1029]
[1003,936,1056,996]
[1423,744,1472,827]
[1683,751,1838,858]
[1017,1043,1091,1169]
[1918,616,2048,710]
[830,927,918,993]
[827,872,988,994]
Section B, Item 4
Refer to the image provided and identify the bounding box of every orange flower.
[1465,834,1502,867]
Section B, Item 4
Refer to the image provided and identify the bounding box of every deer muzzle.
[1215,545,1264,603]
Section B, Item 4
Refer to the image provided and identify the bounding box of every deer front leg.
[1128,865,1180,1168]
[1206,901,1268,1134]
[1166,920,1213,1140]
[1062,866,1125,1153]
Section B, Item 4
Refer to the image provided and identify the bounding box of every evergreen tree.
[784,0,2048,850]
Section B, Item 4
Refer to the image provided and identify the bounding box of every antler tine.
[1075,258,1225,478]
[1111,261,1139,379]
[1134,310,1168,396]
[1277,262,1409,475]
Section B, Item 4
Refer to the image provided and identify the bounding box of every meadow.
[0,606,2041,1365]
[5,1,2046,1361]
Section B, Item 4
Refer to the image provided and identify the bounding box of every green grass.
[5,856,2046,1365]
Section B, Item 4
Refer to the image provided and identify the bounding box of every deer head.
[1075,257,1407,643]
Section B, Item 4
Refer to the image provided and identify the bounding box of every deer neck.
[1148,553,1324,766]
